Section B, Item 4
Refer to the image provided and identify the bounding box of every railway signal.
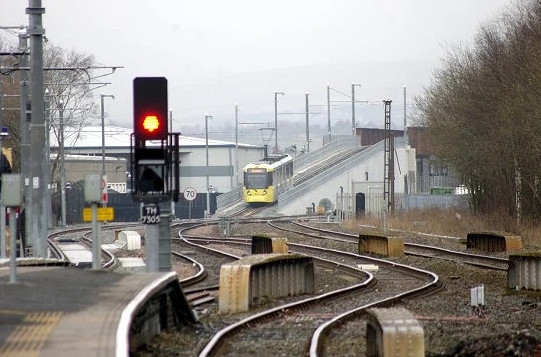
[136,163,165,194]
[133,77,168,141]
[132,76,169,202]
[131,76,180,272]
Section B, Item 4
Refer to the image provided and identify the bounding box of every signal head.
[133,77,168,141]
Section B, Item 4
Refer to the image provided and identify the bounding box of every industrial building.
[49,126,266,196]
[45,125,463,222]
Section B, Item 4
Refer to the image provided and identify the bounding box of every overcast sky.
[1,0,513,135]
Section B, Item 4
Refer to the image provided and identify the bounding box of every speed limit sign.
[183,187,197,201]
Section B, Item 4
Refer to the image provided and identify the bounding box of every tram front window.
[245,173,268,189]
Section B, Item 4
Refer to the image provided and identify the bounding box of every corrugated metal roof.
[51,126,261,149]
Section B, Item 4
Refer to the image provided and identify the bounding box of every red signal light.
[133,77,168,141]
[143,115,160,132]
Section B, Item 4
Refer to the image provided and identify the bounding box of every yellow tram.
[242,154,293,205]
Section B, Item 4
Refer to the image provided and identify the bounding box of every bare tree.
[415,0,541,220]
[42,43,99,184]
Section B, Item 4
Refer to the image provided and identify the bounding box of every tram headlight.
[247,190,252,196]
[262,190,267,195]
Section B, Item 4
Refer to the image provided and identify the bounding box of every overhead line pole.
[0,47,3,259]
[100,93,114,207]
[27,0,47,257]
[327,84,331,143]
[17,28,33,250]
[403,85,408,146]
[274,91,284,154]
[205,115,212,218]
[351,83,361,137]
[58,100,66,227]
[235,104,239,186]
[305,92,310,153]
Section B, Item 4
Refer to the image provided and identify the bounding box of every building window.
[429,162,448,176]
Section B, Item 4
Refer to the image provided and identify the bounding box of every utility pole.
[58,100,66,227]
[274,91,284,154]
[18,28,33,253]
[205,115,212,218]
[351,83,361,137]
[327,84,331,143]
[0,55,4,259]
[100,94,114,180]
[305,92,310,153]
[403,85,408,146]
[28,0,47,257]
[383,100,394,214]
[235,104,239,186]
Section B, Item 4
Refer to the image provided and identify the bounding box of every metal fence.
[52,188,219,225]
[294,136,359,172]
[216,186,242,210]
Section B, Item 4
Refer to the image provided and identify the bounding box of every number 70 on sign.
[183,187,197,201]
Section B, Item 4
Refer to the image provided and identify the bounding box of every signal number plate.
[142,205,161,224]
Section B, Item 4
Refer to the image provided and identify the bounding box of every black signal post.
[131,76,180,273]
[131,77,180,204]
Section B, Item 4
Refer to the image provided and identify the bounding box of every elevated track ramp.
[216,137,360,213]
[278,137,405,213]
[293,136,360,173]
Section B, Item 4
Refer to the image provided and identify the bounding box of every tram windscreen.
[244,168,269,189]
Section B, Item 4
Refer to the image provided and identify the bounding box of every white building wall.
[179,145,265,196]
[278,145,416,216]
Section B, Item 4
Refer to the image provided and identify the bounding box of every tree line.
[415,0,541,221]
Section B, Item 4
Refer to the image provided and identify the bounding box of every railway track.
[22,218,536,356]
[47,223,137,268]
[277,220,510,271]
[38,218,528,356]
[174,220,440,356]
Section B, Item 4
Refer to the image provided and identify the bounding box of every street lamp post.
[100,94,114,203]
[274,91,284,154]
[205,115,212,218]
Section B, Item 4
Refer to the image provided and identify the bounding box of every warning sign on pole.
[101,175,108,204]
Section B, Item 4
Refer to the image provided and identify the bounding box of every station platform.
[0,265,181,357]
